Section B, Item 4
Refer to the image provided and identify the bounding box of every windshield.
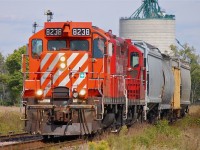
[70,40,89,51]
[48,40,66,51]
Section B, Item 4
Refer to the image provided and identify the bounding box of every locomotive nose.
[40,52,89,98]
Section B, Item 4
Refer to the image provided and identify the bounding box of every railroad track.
[0,138,42,150]
[31,139,85,150]
[0,135,85,150]
[0,132,30,142]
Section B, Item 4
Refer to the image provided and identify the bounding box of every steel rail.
[0,132,29,141]
[0,136,85,150]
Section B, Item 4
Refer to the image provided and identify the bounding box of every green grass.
[0,106,199,149]
[0,111,24,134]
[88,106,200,150]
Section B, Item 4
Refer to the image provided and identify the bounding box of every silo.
[119,0,175,54]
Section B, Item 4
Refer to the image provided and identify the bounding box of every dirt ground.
[189,104,200,114]
[0,106,24,113]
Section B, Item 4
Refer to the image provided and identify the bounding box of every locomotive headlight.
[79,89,86,98]
[60,56,66,62]
[36,89,43,96]
[60,62,66,69]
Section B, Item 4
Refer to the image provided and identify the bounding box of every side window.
[32,39,42,58]
[130,52,139,67]
[48,40,66,51]
[93,38,105,58]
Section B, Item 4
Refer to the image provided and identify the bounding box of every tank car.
[133,41,191,122]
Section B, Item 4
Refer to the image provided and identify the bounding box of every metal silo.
[119,0,175,54]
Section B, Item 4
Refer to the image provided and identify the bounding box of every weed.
[89,140,110,150]
[119,125,128,136]
[0,111,24,134]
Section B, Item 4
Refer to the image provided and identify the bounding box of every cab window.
[130,52,139,67]
[32,39,42,58]
[93,38,104,58]
[70,40,88,51]
[48,40,66,51]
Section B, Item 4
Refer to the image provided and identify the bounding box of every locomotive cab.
[126,40,145,102]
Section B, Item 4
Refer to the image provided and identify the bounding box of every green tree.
[170,44,200,103]
[0,53,9,104]
[5,46,26,105]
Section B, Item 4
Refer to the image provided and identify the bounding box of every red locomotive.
[21,20,191,137]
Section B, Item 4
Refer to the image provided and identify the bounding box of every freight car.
[21,20,191,137]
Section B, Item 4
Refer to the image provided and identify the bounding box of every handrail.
[95,73,104,120]
[123,76,128,120]
[21,54,28,73]
[21,54,29,101]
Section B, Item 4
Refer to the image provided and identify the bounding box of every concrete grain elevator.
[119,0,175,54]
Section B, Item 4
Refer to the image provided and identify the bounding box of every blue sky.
[0,0,200,56]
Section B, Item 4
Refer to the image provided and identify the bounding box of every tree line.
[0,46,25,105]
[0,44,199,106]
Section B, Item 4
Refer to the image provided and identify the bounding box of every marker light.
[79,89,86,97]
[36,89,43,96]
[60,62,66,69]
[73,92,78,98]
[72,88,78,98]
[60,56,66,62]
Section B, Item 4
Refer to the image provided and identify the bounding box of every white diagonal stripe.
[41,53,52,70]
[44,53,79,96]
[67,53,79,68]
[41,53,63,85]
[59,53,88,86]
[72,67,88,87]
[72,53,88,71]
[53,53,79,84]
[42,53,64,97]
[59,74,70,86]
